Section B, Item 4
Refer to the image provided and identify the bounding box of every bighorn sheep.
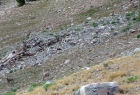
[6,77,14,84]
[42,69,50,81]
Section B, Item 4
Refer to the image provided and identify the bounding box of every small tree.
[16,0,25,6]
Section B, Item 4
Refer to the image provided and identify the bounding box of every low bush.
[16,0,25,6]
[92,22,98,27]
[137,34,140,38]
[122,26,130,32]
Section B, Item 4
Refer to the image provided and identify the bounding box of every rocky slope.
[17,50,140,95]
[0,0,140,95]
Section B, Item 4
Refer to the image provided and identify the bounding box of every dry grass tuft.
[108,71,126,81]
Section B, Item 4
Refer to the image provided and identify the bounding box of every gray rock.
[45,80,54,85]
[87,17,91,20]
[113,31,119,36]
[134,48,140,53]
[74,82,122,95]
[129,29,137,33]
[64,60,70,64]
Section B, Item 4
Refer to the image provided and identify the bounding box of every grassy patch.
[28,83,42,92]
[4,91,16,95]
[125,76,139,83]
[43,83,54,91]
[82,7,100,17]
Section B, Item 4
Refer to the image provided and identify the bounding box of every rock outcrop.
[74,82,123,95]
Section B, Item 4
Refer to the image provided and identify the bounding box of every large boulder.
[74,82,123,95]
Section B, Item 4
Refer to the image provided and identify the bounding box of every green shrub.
[16,0,25,6]
[39,40,43,43]
[93,36,98,38]
[137,34,140,38]
[85,21,89,24]
[43,83,54,91]
[28,83,42,92]
[92,22,98,27]
[122,26,130,32]
[4,91,15,95]
[42,30,48,33]
[9,70,13,73]
[126,15,131,20]
[111,21,115,24]
[125,76,139,83]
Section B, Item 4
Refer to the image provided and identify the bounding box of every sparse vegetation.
[28,83,42,92]
[4,91,15,95]
[39,39,43,43]
[125,12,135,20]
[93,36,98,38]
[75,27,81,31]
[11,87,20,92]
[9,70,13,73]
[42,30,48,33]
[111,21,117,25]
[109,71,126,81]
[125,76,139,83]
[92,22,99,27]
[122,26,130,32]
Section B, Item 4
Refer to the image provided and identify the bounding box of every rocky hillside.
[17,50,140,95]
[0,0,140,95]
